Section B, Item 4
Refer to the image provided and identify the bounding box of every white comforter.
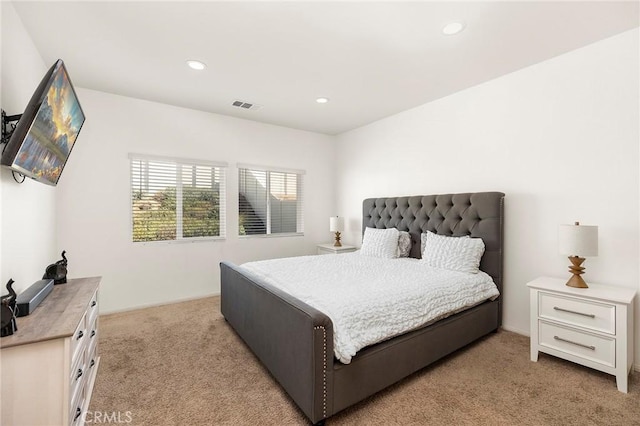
[240,252,499,364]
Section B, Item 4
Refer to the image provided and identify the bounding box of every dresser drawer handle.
[553,335,596,350]
[90,359,96,368]
[76,330,84,340]
[76,368,83,380]
[74,408,82,421]
[91,300,97,308]
[90,330,96,338]
[553,306,595,318]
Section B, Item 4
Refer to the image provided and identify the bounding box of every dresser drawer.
[70,348,85,392]
[87,321,99,372]
[70,385,86,426]
[69,354,86,426]
[87,314,98,354]
[539,321,615,368]
[69,393,81,426]
[86,349,99,378]
[86,291,99,327]
[539,292,615,334]
[71,313,87,362]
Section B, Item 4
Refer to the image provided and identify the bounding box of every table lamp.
[330,216,344,247]
[558,222,598,288]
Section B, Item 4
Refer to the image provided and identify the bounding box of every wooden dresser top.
[1,277,101,349]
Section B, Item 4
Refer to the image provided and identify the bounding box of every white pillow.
[421,231,485,274]
[397,231,411,258]
[360,227,400,259]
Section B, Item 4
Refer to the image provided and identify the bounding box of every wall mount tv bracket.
[1,110,21,145]
[1,110,26,183]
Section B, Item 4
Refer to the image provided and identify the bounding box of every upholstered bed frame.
[220,192,504,424]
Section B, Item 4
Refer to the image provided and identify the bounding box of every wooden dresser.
[1,277,101,425]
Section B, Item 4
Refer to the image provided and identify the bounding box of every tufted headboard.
[362,192,505,313]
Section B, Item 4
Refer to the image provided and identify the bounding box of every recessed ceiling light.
[316,97,329,104]
[442,22,465,35]
[186,60,206,70]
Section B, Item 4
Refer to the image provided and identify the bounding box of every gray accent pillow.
[397,231,411,258]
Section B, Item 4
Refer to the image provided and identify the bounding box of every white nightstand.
[317,243,357,255]
[527,276,636,393]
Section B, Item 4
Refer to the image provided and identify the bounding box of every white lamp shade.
[329,216,344,233]
[559,223,598,257]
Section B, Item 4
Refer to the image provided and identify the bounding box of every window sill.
[238,233,304,239]
[132,236,226,245]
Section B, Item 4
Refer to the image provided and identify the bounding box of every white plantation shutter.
[130,154,226,242]
[238,164,304,236]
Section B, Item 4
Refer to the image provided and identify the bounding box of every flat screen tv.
[1,59,85,186]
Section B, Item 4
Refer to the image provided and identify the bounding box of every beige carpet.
[90,297,640,425]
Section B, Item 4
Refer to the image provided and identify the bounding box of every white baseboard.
[500,324,529,337]
[99,292,220,316]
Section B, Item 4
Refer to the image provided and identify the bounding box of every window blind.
[238,165,304,236]
[130,154,226,242]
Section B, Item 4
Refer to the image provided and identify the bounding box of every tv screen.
[1,59,85,186]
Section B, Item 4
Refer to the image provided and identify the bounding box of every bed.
[220,192,504,424]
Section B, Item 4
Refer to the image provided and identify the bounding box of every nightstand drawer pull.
[553,306,595,318]
[553,335,596,350]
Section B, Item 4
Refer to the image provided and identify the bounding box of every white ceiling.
[10,1,640,135]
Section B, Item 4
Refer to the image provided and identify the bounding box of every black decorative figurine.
[1,279,18,337]
[44,250,68,284]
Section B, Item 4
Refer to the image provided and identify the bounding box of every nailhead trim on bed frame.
[314,325,327,418]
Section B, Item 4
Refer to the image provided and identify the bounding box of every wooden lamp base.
[565,256,588,288]
[333,231,342,247]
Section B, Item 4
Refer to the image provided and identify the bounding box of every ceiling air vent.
[231,100,262,111]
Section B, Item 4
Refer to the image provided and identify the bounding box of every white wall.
[335,29,640,364]
[55,89,335,313]
[0,2,57,295]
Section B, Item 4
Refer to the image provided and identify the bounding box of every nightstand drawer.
[71,313,87,363]
[539,321,615,368]
[539,292,615,334]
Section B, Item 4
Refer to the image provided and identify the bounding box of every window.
[238,164,304,236]
[130,154,226,242]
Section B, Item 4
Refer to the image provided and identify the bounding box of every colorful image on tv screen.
[13,64,84,185]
